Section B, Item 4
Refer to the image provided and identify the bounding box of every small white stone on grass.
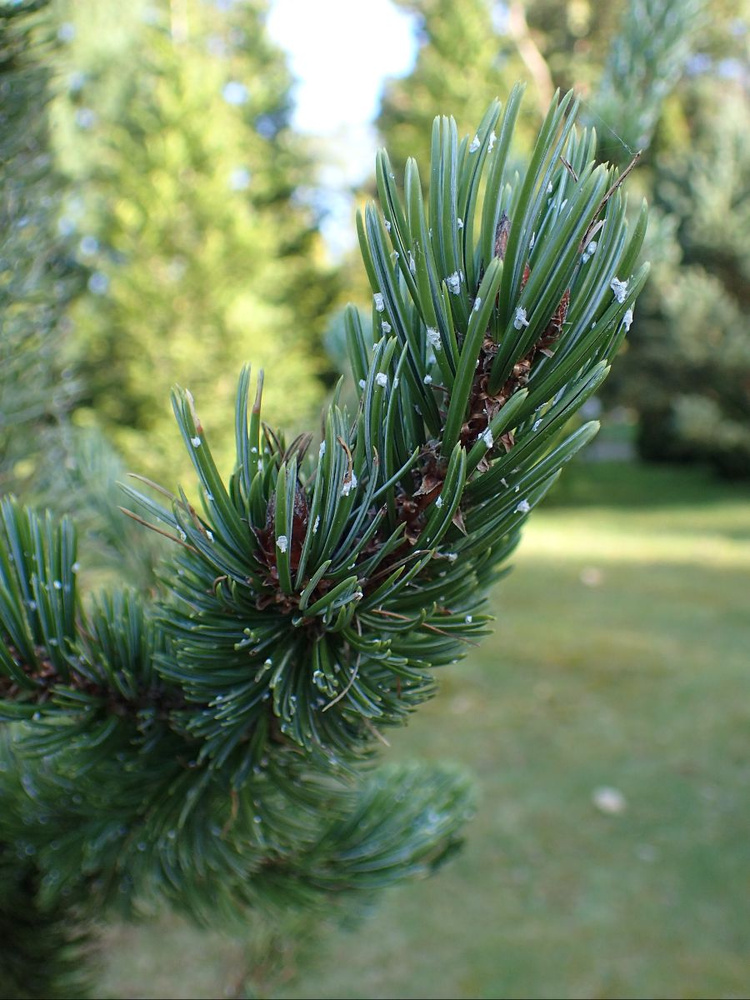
[592,786,627,815]
[580,566,604,587]
[450,695,472,714]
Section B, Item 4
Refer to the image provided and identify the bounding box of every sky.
[266,0,417,136]
[266,0,419,253]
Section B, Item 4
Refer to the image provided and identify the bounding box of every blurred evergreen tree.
[52,0,341,485]
[616,72,750,477]
[0,0,85,497]
[582,0,707,164]
[375,0,527,173]
[597,3,750,477]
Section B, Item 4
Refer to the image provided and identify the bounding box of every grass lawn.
[96,461,750,1000]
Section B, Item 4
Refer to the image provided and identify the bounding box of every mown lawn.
[96,461,750,1000]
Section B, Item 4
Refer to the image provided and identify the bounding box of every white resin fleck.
[513,307,529,330]
[611,277,629,303]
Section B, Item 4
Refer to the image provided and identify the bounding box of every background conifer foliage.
[0,0,85,499]
[51,0,341,483]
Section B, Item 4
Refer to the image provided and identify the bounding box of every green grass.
[95,461,750,1000]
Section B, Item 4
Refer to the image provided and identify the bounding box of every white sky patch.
[267,0,417,256]
[268,0,417,134]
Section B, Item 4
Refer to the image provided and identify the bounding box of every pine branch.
[0,88,649,942]
[0,850,91,1000]
[0,730,93,999]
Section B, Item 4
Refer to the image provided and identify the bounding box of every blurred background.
[2,0,749,996]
